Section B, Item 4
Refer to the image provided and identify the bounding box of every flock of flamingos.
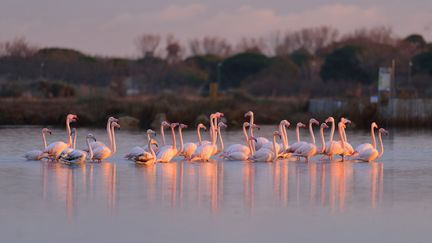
[24,112,388,165]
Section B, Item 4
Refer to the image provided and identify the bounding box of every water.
[0,126,431,243]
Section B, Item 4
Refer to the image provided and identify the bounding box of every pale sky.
[1,0,431,57]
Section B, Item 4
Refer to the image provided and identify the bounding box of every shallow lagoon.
[0,126,431,243]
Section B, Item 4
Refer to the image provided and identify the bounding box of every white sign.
[378,67,391,91]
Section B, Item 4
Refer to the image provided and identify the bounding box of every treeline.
[1,26,432,98]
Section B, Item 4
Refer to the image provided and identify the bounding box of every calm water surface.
[0,126,431,243]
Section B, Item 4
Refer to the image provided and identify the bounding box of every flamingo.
[222,122,257,158]
[180,123,207,160]
[286,119,319,154]
[88,117,118,150]
[244,111,269,150]
[59,134,97,165]
[44,114,78,160]
[353,128,388,162]
[260,120,290,158]
[160,121,171,146]
[24,128,52,160]
[250,131,282,162]
[190,118,220,162]
[340,117,355,156]
[177,123,191,159]
[57,128,78,160]
[156,123,179,163]
[294,123,328,162]
[124,129,157,160]
[201,112,224,146]
[222,135,255,161]
[353,122,379,154]
[91,121,120,162]
[134,139,159,165]
[215,122,227,154]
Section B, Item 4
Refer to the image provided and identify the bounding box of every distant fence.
[308,98,432,127]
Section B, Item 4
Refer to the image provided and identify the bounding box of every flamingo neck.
[73,131,77,149]
[217,127,224,152]
[197,126,203,145]
[171,127,177,149]
[149,140,156,158]
[248,113,254,137]
[161,124,166,146]
[86,138,93,160]
[106,119,113,148]
[338,124,345,148]
[66,118,72,146]
[371,125,377,149]
[209,115,215,140]
[42,131,47,149]
[329,120,335,142]
[309,122,316,145]
[247,139,255,156]
[272,134,278,158]
[296,125,301,142]
[110,124,117,154]
[320,127,326,153]
[378,132,385,158]
[280,123,288,149]
[242,124,249,144]
[178,127,184,152]
[146,133,151,142]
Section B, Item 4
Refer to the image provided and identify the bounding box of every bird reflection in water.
[40,159,384,218]
[41,161,118,220]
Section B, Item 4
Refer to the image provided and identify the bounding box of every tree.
[404,34,427,49]
[135,34,161,57]
[165,35,183,64]
[2,37,37,57]
[189,37,231,57]
[220,52,270,89]
[320,45,370,84]
[412,51,432,75]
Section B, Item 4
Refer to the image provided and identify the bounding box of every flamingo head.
[146,129,156,136]
[108,116,118,123]
[280,120,290,127]
[170,123,179,129]
[218,122,227,129]
[310,118,319,126]
[325,117,335,123]
[341,117,352,125]
[86,133,97,142]
[273,131,282,139]
[297,122,306,128]
[338,122,346,129]
[42,128,52,135]
[243,122,250,128]
[371,122,378,129]
[197,123,207,131]
[244,111,253,118]
[179,124,188,129]
[321,123,329,129]
[379,128,389,135]
[214,112,224,118]
[251,124,260,130]
[112,122,121,129]
[161,121,171,128]
[67,114,78,122]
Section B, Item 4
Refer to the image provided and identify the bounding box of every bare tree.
[274,26,339,55]
[2,37,37,57]
[342,26,396,45]
[235,37,268,54]
[189,37,232,57]
[135,34,161,58]
[165,34,183,63]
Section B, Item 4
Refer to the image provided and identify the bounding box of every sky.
[0,0,431,57]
